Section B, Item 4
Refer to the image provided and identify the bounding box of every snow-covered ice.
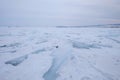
[0,27,120,80]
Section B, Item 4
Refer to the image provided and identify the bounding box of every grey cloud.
[0,0,120,26]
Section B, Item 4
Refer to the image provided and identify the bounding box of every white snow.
[0,27,120,80]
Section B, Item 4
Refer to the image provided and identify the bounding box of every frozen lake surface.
[0,27,120,80]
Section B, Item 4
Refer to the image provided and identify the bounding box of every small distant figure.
[56,46,59,48]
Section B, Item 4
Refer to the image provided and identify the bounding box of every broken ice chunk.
[5,55,28,66]
[72,41,101,49]
[32,49,46,54]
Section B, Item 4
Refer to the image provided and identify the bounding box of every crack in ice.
[43,40,72,80]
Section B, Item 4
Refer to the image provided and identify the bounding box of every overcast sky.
[0,0,120,26]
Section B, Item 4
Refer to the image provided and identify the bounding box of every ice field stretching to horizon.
[0,27,120,80]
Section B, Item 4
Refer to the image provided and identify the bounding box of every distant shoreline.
[0,24,120,28]
[56,24,120,28]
